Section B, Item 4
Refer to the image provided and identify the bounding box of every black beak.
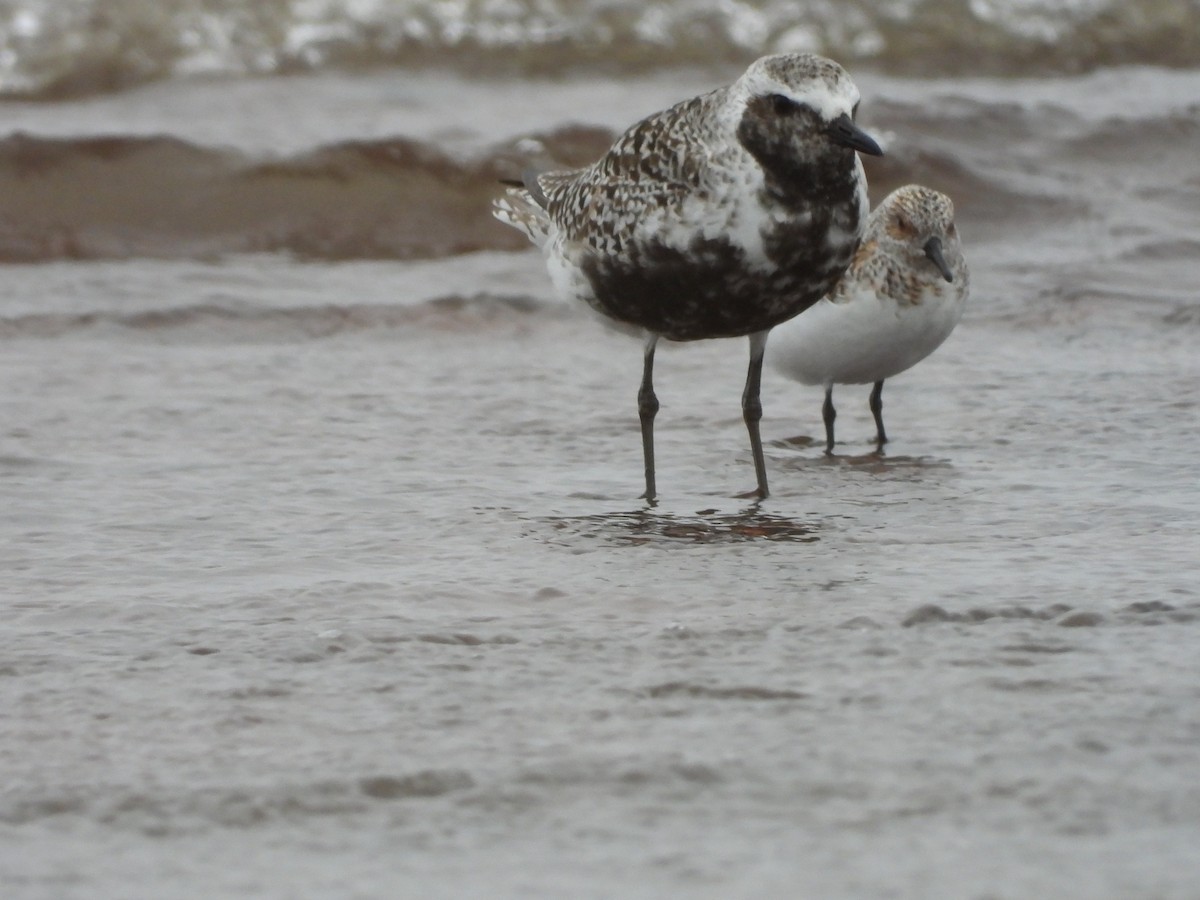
[923,236,954,282]
[827,114,883,157]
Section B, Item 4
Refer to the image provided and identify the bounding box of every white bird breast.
[770,281,965,387]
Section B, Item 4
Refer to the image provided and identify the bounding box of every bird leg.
[638,334,660,502]
[822,385,836,455]
[869,380,887,452]
[741,331,770,499]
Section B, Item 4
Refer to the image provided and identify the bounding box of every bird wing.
[535,94,716,250]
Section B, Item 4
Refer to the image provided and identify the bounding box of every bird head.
[733,54,883,178]
[871,185,964,284]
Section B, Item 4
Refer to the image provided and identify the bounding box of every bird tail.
[492,186,553,248]
[493,169,554,248]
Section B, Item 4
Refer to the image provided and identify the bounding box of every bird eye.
[851,100,860,122]
[769,94,798,115]
[947,222,958,237]
[895,214,915,235]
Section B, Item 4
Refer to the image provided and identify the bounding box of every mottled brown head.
[869,185,963,283]
[837,184,969,307]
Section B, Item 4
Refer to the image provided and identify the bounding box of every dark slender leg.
[869,380,887,452]
[742,331,770,499]
[822,385,836,455]
[638,334,660,501]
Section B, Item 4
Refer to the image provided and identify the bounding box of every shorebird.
[494,53,882,500]
[768,184,969,454]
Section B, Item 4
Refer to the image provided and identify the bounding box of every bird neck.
[763,154,859,213]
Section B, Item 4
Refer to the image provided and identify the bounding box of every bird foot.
[734,487,768,501]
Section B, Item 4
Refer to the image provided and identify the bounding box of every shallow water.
[3,19,1200,900]
[4,250,1200,897]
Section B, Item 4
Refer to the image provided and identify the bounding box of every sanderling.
[494,53,882,500]
[767,184,969,454]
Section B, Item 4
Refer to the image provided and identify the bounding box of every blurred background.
[1,0,1198,264]
[5,0,1200,94]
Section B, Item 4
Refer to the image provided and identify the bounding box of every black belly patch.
[580,229,853,342]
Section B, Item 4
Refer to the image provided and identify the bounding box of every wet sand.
[3,243,1199,897]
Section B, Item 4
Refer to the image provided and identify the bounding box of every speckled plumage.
[494,53,882,498]
[768,184,970,453]
[495,53,875,341]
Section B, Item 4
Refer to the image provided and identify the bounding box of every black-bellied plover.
[768,184,969,454]
[494,53,882,500]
